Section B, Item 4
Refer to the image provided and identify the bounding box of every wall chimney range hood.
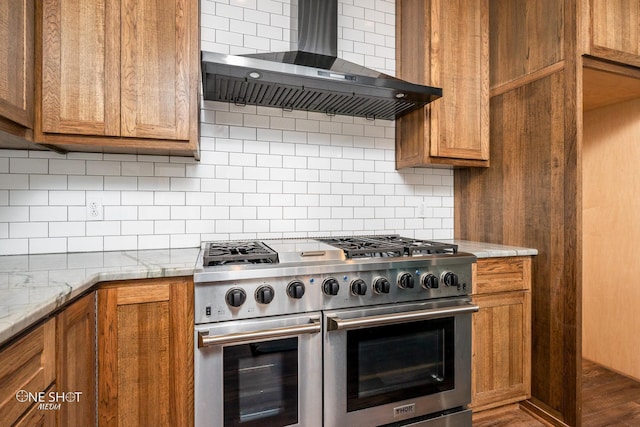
[201,0,441,121]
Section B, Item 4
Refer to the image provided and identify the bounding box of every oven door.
[195,313,322,427]
[323,298,477,427]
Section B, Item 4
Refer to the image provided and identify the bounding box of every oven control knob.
[322,277,340,296]
[287,280,306,299]
[421,273,439,289]
[350,279,367,296]
[225,288,247,307]
[442,272,459,288]
[398,273,415,289]
[373,277,391,294]
[255,285,275,304]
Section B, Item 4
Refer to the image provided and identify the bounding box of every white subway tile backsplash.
[0,0,454,254]
[30,206,67,222]
[138,177,171,191]
[10,190,48,205]
[49,159,85,175]
[170,234,201,249]
[154,220,186,234]
[29,237,67,254]
[138,235,169,250]
[10,158,48,174]
[86,221,120,236]
[68,237,103,252]
[49,222,86,237]
[10,222,48,238]
[104,236,137,251]
[68,176,103,190]
[29,175,67,190]
[86,160,121,176]
[139,206,171,220]
[104,206,137,221]
[104,176,137,191]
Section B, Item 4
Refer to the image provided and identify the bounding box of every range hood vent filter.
[211,74,421,121]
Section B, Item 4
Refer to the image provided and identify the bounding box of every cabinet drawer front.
[473,257,531,294]
[0,319,55,426]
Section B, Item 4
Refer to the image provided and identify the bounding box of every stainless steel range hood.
[201,0,441,121]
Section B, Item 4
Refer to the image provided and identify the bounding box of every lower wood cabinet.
[14,385,57,427]
[56,292,96,426]
[97,277,194,427]
[0,319,55,427]
[470,257,532,412]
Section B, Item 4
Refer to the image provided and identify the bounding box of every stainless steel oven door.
[195,313,322,427]
[323,298,478,427]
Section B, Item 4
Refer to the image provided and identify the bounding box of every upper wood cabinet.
[0,0,34,137]
[98,277,194,427]
[395,0,489,168]
[36,0,199,157]
[582,0,640,68]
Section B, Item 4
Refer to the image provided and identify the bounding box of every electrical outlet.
[417,201,427,218]
[86,198,103,221]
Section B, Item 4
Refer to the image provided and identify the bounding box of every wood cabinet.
[14,385,57,427]
[56,292,96,427]
[0,319,56,427]
[471,257,531,412]
[582,0,640,68]
[98,277,193,427]
[36,0,199,157]
[0,0,34,140]
[395,0,489,168]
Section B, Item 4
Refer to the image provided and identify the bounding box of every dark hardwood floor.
[582,359,640,426]
[472,360,640,426]
[472,403,547,426]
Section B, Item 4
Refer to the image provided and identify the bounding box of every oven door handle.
[326,304,479,331]
[198,317,321,347]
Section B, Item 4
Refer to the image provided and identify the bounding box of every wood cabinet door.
[0,319,55,427]
[57,292,96,427]
[98,277,193,427]
[589,0,640,67]
[428,0,489,161]
[396,0,489,168]
[0,0,34,128]
[14,386,56,427]
[471,291,531,411]
[120,0,194,140]
[40,0,120,136]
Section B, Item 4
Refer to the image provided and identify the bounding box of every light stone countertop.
[445,240,538,258]
[0,248,200,346]
[0,240,536,347]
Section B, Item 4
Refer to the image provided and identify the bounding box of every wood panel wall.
[583,98,640,381]
[455,1,581,424]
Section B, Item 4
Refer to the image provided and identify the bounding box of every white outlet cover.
[86,198,103,221]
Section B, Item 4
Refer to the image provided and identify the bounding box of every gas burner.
[203,241,279,266]
[318,235,457,259]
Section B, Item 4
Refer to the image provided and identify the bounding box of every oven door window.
[346,317,455,412]
[223,337,298,426]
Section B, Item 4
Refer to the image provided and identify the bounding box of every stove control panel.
[194,259,473,324]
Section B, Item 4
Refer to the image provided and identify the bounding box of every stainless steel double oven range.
[194,235,478,427]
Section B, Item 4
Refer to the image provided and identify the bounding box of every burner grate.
[203,241,279,266]
[318,235,457,259]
